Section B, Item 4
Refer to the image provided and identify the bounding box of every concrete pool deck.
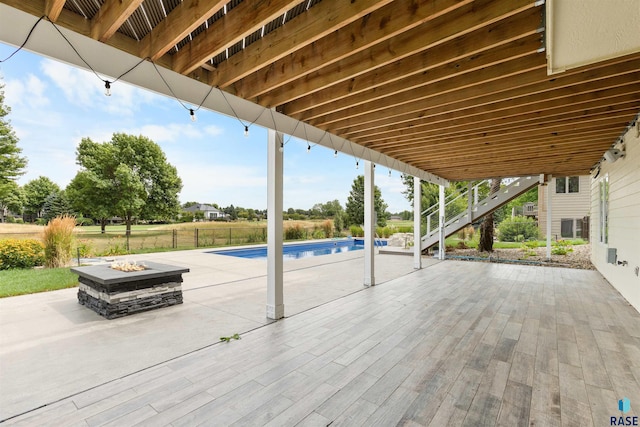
[0,247,438,421]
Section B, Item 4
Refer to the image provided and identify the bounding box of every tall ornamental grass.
[43,215,77,268]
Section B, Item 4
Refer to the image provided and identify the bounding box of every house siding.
[538,175,590,238]
[591,123,640,313]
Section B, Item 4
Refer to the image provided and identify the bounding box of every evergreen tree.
[345,175,389,227]
[0,81,27,193]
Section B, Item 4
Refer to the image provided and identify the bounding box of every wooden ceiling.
[2,0,639,181]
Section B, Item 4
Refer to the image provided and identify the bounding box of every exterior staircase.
[421,176,539,250]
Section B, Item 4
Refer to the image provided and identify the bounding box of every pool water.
[209,239,385,261]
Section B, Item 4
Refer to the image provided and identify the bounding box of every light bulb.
[307,144,311,153]
[334,150,338,158]
[279,142,284,153]
[388,169,392,177]
[356,161,359,170]
[104,81,111,96]
[244,126,249,137]
[189,109,196,122]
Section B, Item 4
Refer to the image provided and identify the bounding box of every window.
[599,175,609,243]
[556,176,580,193]
[575,218,582,238]
[561,219,574,238]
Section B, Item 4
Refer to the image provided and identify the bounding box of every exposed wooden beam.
[209,0,394,88]
[172,0,298,76]
[45,0,65,21]
[249,0,536,106]
[293,33,542,124]
[405,137,621,169]
[282,8,542,116]
[139,0,226,61]
[351,96,640,144]
[90,0,143,42]
[379,114,634,156]
[344,82,640,140]
[308,53,548,128]
[319,56,640,131]
[223,0,473,98]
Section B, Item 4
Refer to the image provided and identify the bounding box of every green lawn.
[0,268,78,298]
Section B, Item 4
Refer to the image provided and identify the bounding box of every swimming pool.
[209,239,386,261]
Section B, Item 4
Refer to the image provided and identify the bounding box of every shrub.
[321,220,334,238]
[497,216,540,242]
[42,215,77,268]
[396,226,413,233]
[14,218,24,224]
[312,230,326,239]
[76,216,94,226]
[0,239,45,269]
[552,239,573,255]
[349,225,364,237]
[76,239,95,258]
[284,224,305,240]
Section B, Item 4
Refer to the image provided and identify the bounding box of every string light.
[189,109,196,122]
[334,150,338,158]
[356,160,359,169]
[104,81,111,96]
[279,141,284,153]
[307,143,311,153]
[388,169,392,177]
[244,126,249,137]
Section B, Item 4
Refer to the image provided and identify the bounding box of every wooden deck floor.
[4,261,640,426]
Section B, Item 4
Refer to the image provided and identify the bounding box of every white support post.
[546,174,552,260]
[467,182,473,222]
[364,161,375,287]
[438,185,446,260]
[267,129,284,320]
[413,176,422,269]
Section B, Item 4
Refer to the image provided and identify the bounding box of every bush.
[0,239,45,269]
[312,230,326,239]
[76,216,94,226]
[497,216,540,242]
[349,225,364,237]
[321,220,334,238]
[42,215,77,268]
[284,224,305,240]
[552,239,573,255]
[396,226,413,233]
[14,217,24,224]
[76,239,95,258]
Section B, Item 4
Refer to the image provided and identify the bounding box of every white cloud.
[123,123,223,144]
[4,74,50,109]
[39,58,165,116]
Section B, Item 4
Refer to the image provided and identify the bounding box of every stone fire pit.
[71,261,189,319]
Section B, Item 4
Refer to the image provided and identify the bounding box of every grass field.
[0,267,78,297]
[0,220,335,256]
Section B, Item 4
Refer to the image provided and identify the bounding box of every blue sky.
[0,42,412,213]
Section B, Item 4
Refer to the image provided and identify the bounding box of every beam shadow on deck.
[4,261,640,426]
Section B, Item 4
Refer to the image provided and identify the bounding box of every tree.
[0,181,25,222]
[23,176,60,221]
[72,133,182,239]
[345,175,389,227]
[478,178,502,252]
[0,82,27,185]
[66,170,114,233]
[43,191,74,222]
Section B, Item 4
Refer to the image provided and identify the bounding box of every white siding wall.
[591,123,640,312]
[538,175,591,238]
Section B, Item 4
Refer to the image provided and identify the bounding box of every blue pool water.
[210,239,386,261]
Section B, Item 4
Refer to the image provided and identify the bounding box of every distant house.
[183,204,226,220]
[538,175,590,240]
